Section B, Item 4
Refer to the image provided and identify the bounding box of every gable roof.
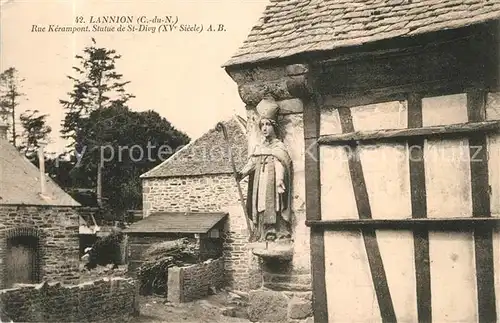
[140,117,248,179]
[123,212,228,234]
[224,0,500,67]
[0,139,80,206]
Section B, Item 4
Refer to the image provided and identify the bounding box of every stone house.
[140,117,257,290]
[223,1,500,322]
[0,124,81,288]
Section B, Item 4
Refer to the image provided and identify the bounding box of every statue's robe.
[240,138,292,240]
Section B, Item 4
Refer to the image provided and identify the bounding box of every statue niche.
[237,97,294,261]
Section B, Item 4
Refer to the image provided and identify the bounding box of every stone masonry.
[0,277,138,322]
[167,257,224,303]
[143,174,253,291]
[0,205,80,288]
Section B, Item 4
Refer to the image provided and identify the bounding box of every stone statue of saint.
[236,98,293,243]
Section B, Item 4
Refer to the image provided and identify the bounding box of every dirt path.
[131,292,251,323]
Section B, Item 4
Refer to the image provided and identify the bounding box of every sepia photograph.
[0,0,499,322]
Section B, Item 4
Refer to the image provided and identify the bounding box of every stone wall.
[0,205,80,288]
[248,290,313,322]
[143,175,252,290]
[0,278,138,322]
[167,257,224,303]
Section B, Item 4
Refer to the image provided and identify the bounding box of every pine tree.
[19,109,52,160]
[60,38,135,151]
[59,39,190,214]
[0,67,25,146]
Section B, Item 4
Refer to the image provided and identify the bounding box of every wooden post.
[467,89,497,323]
[37,141,47,196]
[97,157,103,207]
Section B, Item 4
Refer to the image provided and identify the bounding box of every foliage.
[59,39,190,212]
[60,38,134,148]
[137,238,199,295]
[69,105,190,211]
[85,229,125,270]
[0,67,25,147]
[18,109,52,160]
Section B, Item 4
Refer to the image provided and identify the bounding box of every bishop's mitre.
[256,98,279,121]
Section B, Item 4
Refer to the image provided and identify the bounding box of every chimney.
[37,140,47,196]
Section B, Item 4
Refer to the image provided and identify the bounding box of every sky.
[0,0,268,154]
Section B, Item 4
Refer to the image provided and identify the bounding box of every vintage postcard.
[1,0,499,322]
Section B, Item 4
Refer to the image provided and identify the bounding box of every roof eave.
[222,18,500,70]
[141,171,235,180]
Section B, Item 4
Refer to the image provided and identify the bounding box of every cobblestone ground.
[131,292,251,323]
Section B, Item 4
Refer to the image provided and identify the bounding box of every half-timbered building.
[224,1,500,322]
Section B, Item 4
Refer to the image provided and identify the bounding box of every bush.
[85,229,124,270]
[137,238,199,295]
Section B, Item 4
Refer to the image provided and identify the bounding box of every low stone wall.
[168,257,224,303]
[0,278,139,322]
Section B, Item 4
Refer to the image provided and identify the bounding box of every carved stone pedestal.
[245,242,312,322]
[249,239,294,262]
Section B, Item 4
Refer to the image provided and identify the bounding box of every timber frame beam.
[318,120,500,145]
[305,217,500,231]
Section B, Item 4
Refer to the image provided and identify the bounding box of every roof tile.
[140,118,248,178]
[0,139,80,206]
[224,0,500,67]
[124,212,227,234]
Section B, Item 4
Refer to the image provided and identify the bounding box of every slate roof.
[140,117,248,178]
[123,212,228,234]
[0,138,81,206]
[224,0,500,66]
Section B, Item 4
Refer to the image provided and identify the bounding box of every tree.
[59,39,190,214]
[18,109,52,160]
[59,38,136,209]
[70,105,190,213]
[60,38,135,150]
[0,67,25,146]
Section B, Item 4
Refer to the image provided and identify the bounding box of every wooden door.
[5,236,38,287]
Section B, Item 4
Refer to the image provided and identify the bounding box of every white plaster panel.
[424,138,472,218]
[429,232,478,322]
[494,230,500,317]
[320,108,342,136]
[358,144,412,219]
[376,230,418,322]
[324,230,382,323]
[422,93,468,126]
[486,92,500,121]
[320,146,358,220]
[351,100,408,131]
[487,93,500,216]
[488,134,500,216]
